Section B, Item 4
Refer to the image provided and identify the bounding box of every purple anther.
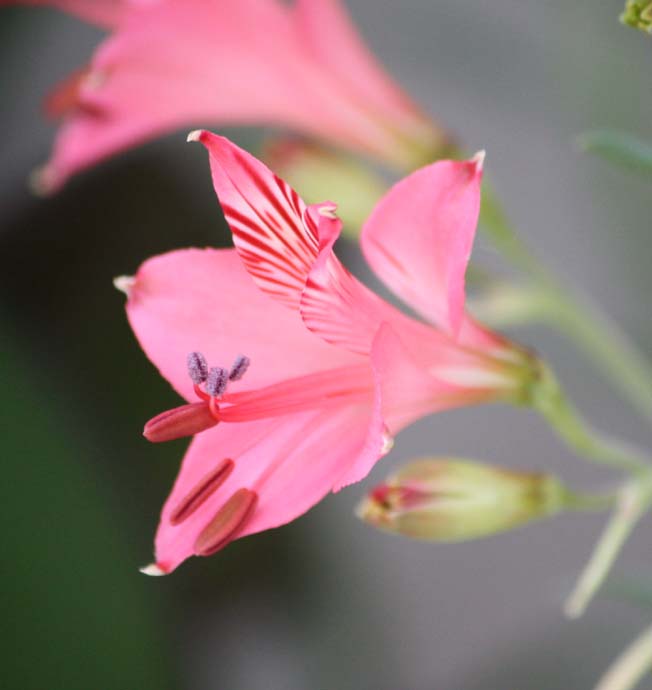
[229,354,250,381]
[206,366,229,398]
[187,351,208,384]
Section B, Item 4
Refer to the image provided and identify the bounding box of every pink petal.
[25,0,442,189]
[194,132,448,358]
[193,131,318,310]
[153,398,384,572]
[293,0,429,132]
[124,247,361,402]
[370,323,497,434]
[361,156,484,338]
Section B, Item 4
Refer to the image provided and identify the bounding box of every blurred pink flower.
[9,0,448,192]
[122,133,532,574]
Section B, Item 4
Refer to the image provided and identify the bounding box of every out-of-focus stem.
[530,364,651,475]
[594,623,652,690]
[479,189,652,421]
[565,476,652,619]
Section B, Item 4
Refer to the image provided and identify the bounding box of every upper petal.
[192,131,318,310]
[194,132,450,358]
[124,247,361,401]
[361,155,484,338]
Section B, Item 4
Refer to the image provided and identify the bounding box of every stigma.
[143,352,250,443]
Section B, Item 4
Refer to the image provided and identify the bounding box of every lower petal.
[152,400,384,573]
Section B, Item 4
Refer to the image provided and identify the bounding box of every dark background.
[1,1,652,688]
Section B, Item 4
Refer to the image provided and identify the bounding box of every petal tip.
[113,274,136,297]
[139,562,168,577]
[317,202,339,219]
[471,150,486,171]
[186,129,205,143]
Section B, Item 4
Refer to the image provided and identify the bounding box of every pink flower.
[122,132,534,574]
[11,0,449,192]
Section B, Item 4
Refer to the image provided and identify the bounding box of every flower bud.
[357,458,569,542]
[621,1,652,33]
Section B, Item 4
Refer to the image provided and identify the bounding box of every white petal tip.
[317,203,338,219]
[381,431,394,456]
[139,563,167,577]
[186,129,203,143]
[471,150,486,170]
[113,275,136,296]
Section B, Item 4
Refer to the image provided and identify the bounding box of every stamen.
[209,396,221,421]
[229,354,250,381]
[206,366,229,398]
[187,351,208,384]
[170,459,235,526]
[194,488,258,556]
[143,402,218,443]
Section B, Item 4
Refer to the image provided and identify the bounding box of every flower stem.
[529,363,651,475]
[565,475,652,619]
[479,189,652,421]
[594,623,652,690]
[564,490,617,514]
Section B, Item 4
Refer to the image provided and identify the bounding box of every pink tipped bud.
[358,458,568,542]
[143,402,218,443]
[194,488,258,556]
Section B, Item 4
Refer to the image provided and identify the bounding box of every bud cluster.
[621,0,652,33]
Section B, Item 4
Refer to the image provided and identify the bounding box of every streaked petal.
[124,247,361,401]
[193,131,318,310]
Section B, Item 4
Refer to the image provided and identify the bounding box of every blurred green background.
[1,1,652,688]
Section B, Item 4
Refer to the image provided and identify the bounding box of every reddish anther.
[143,402,218,443]
[169,458,235,526]
[194,488,258,556]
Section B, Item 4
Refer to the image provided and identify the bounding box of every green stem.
[529,363,651,475]
[565,490,617,513]
[595,623,652,690]
[565,476,652,619]
[480,189,652,421]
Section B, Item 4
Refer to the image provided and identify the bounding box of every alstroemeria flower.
[123,133,536,574]
[8,0,448,192]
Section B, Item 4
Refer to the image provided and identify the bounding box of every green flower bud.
[357,458,570,542]
[621,1,652,34]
